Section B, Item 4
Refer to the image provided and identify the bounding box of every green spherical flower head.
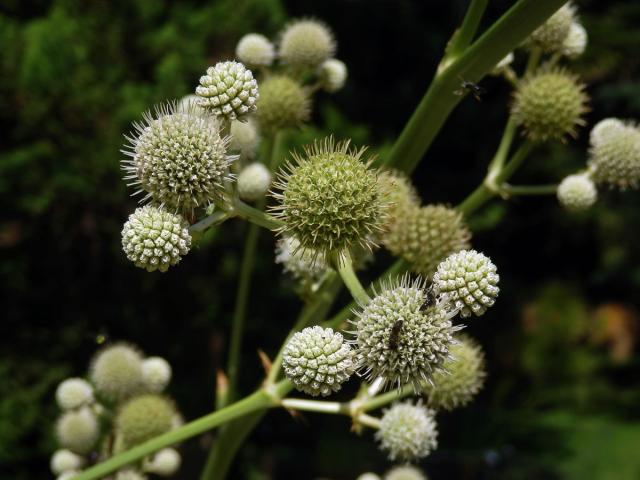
[90,343,144,401]
[377,170,420,236]
[318,58,347,93]
[557,173,597,211]
[525,2,575,53]
[237,162,272,202]
[116,394,176,448]
[272,138,385,259]
[50,449,85,475]
[279,19,336,67]
[56,378,94,410]
[56,407,100,454]
[433,250,499,318]
[423,336,486,411]
[141,357,172,393]
[122,102,235,210]
[283,326,354,396]
[383,204,471,277]
[511,67,589,143]
[230,118,260,159]
[236,33,275,68]
[122,206,191,273]
[354,276,461,390]
[563,21,587,59]
[255,75,310,134]
[196,61,259,121]
[375,402,438,462]
[143,448,181,476]
[588,120,640,189]
[385,466,428,480]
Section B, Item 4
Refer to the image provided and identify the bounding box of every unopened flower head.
[236,33,275,68]
[383,204,471,278]
[563,21,587,59]
[142,357,172,393]
[237,162,272,202]
[255,75,310,134]
[275,235,329,282]
[511,66,589,143]
[56,407,100,455]
[90,343,144,400]
[375,402,438,462]
[557,173,597,211]
[122,205,191,273]
[50,449,85,475]
[377,170,420,236]
[283,326,354,396]
[56,378,94,410]
[271,138,385,260]
[116,394,176,447]
[278,19,336,67]
[525,2,576,53]
[230,118,260,159]
[433,250,500,318]
[385,466,428,480]
[122,102,235,210]
[353,275,462,390]
[423,336,486,411]
[588,120,640,189]
[196,61,259,121]
[318,58,347,92]
[114,469,147,480]
[143,448,181,476]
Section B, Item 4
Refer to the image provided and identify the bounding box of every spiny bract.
[235,33,275,68]
[433,250,500,318]
[383,204,471,277]
[122,102,234,211]
[255,75,310,134]
[271,137,385,259]
[557,173,597,211]
[196,61,259,121]
[375,402,438,462]
[278,19,336,67]
[90,343,144,401]
[587,119,640,190]
[353,276,462,390]
[282,326,354,397]
[116,394,176,447]
[122,205,191,273]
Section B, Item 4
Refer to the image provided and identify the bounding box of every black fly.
[454,77,486,101]
[419,289,435,311]
[388,320,404,350]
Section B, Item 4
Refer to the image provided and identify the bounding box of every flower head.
[56,378,94,410]
[376,402,438,462]
[237,162,272,202]
[141,357,172,393]
[143,448,181,476]
[557,173,597,211]
[56,407,100,454]
[385,466,428,480]
[236,33,275,68]
[50,449,85,475]
[588,119,640,189]
[230,118,260,159]
[116,394,176,447]
[525,2,576,53]
[275,235,329,282]
[318,58,347,92]
[563,21,587,59]
[90,343,144,400]
[278,19,335,67]
[255,75,310,134]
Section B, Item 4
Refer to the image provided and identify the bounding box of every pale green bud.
[56,378,94,410]
[557,173,597,211]
[90,343,144,401]
[562,21,587,59]
[385,466,428,480]
[376,402,438,462]
[142,357,172,393]
[318,58,347,92]
[588,119,640,189]
[255,75,310,134]
[116,394,176,448]
[143,448,181,476]
[56,407,100,455]
[237,162,272,202]
[279,19,335,67]
[230,118,260,159]
[236,33,275,68]
[50,449,85,475]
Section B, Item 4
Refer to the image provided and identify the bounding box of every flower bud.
[142,357,172,393]
[56,407,100,454]
[377,170,420,237]
[588,119,640,189]
[562,21,587,59]
[90,343,144,401]
[56,378,94,410]
[376,402,438,462]
[525,3,575,53]
[116,394,176,447]
[237,162,272,202]
[236,33,275,68]
[278,19,335,67]
[557,173,597,211]
[318,58,347,92]
[385,466,428,480]
[255,75,310,134]
[230,118,260,159]
[143,448,181,476]
[50,449,85,475]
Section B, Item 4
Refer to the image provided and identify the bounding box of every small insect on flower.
[388,320,404,350]
[419,288,435,311]
[454,77,486,101]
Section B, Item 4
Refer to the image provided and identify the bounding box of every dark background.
[2,0,640,479]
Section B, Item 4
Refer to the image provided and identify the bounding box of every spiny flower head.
[90,343,144,401]
[525,2,575,53]
[353,275,462,391]
[275,235,329,283]
[56,378,94,410]
[196,61,259,121]
[318,58,347,92]
[122,205,191,273]
[278,19,336,67]
[563,21,587,59]
[255,75,310,134]
[50,449,85,475]
[588,119,640,189]
[423,336,486,411]
[55,407,100,454]
[229,118,260,159]
[433,250,500,318]
[383,204,471,278]
[511,66,589,143]
[122,102,235,210]
[116,394,176,447]
[271,138,385,260]
[557,173,597,211]
[143,448,182,476]
[385,466,428,480]
[375,402,438,462]
[283,326,354,397]
[235,33,275,68]
[377,170,420,235]
[141,357,172,393]
[237,162,272,202]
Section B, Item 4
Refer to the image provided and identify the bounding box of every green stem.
[232,198,283,230]
[487,117,518,178]
[501,183,557,196]
[189,211,231,233]
[333,254,370,304]
[281,398,348,414]
[360,384,414,412]
[446,0,489,58]
[386,0,567,173]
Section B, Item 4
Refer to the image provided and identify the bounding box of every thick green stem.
[360,384,414,412]
[190,211,231,233]
[501,183,557,196]
[386,0,567,173]
[232,198,283,230]
[333,254,370,304]
[446,0,489,58]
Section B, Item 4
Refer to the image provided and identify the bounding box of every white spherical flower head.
[230,118,260,159]
[122,206,192,273]
[236,33,275,68]
[563,21,587,59]
[122,102,234,211]
[275,235,329,282]
[142,357,172,393]
[196,61,259,121]
[237,162,272,202]
[589,118,625,147]
[557,173,597,211]
[143,448,182,476]
[90,343,144,400]
[318,58,347,92]
[385,466,428,480]
[376,402,438,462]
[282,326,355,397]
[279,19,336,67]
[50,449,85,475]
[433,250,500,318]
[353,275,462,390]
[588,119,640,189]
[56,407,100,455]
[56,378,94,410]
